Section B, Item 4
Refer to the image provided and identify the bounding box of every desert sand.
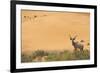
[21,10,90,53]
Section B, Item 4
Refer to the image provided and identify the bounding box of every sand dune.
[21,10,90,53]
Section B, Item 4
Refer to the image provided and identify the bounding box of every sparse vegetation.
[21,49,90,63]
[21,53,33,63]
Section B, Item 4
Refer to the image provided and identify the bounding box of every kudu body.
[70,35,84,51]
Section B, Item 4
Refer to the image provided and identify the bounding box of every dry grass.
[21,49,90,63]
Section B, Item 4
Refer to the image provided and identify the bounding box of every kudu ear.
[69,35,72,40]
[73,35,77,40]
[70,37,72,40]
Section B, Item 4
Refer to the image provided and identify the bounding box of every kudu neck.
[72,40,75,45]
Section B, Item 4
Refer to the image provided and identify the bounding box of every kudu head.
[69,35,77,41]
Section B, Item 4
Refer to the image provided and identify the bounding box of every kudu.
[70,35,84,51]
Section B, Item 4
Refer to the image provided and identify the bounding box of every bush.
[33,50,48,57]
[32,50,48,62]
[21,53,33,63]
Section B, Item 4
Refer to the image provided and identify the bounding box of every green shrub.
[72,50,90,60]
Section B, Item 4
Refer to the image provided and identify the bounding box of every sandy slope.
[21,10,90,53]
